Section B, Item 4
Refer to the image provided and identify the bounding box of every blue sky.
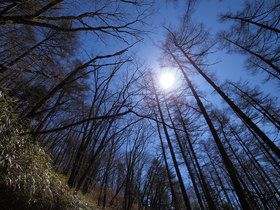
[130,0,279,189]
[137,0,279,99]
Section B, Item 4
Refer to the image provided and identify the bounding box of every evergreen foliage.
[0,92,92,209]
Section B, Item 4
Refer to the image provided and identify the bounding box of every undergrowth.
[0,91,95,209]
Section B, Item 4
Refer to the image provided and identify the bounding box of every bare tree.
[219,0,280,81]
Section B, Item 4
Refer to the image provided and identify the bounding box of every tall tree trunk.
[174,43,280,159]
[165,100,209,209]
[176,104,218,209]
[152,77,192,210]
[205,148,235,210]
[155,118,179,210]
[231,127,280,202]
[219,124,261,209]
[169,49,252,209]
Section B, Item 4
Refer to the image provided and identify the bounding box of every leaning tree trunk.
[229,82,280,130]
[231,127,280,203]
[169,49,252,209]
[219,124,261,209]
[174,43,280,159]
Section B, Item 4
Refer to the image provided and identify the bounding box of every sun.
[159,71,175,90]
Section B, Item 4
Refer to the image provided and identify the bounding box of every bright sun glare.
[159,72,175,90]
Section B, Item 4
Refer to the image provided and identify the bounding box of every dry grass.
[80,185,138,210]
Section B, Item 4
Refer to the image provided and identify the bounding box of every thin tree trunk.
[155,118,179,210]
[231,127,280,202]
[152,77,192,210]
[206,150,235,210]
[223,15,280,34]
[229,82,280,130]
[165,100,208,209]
[176,105,218,209]
[174,43,280,159]
[220,125,262,209]
[25,48,128,119]
[0,33,56,73]
[0,2,18,16]
[169,49,252,209]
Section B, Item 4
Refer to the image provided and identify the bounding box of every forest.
[0,0,279,209]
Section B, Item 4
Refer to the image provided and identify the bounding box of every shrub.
[0,92,91,209]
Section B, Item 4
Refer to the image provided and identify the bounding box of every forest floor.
[0,180,136,210]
